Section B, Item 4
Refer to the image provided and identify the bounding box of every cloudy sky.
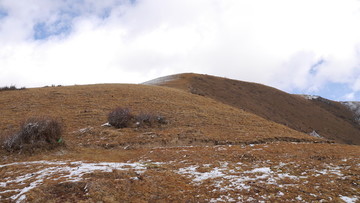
[1,0,360,101]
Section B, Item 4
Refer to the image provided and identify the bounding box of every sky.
[1,0,360,101]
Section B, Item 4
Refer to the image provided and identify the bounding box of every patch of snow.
[195,168,224,182]
[341,101,360,124]
[341,101,360,114]
[296,195,303,201]
[177,161,358,202]
[177,166,225,182]
[300,94,320,100]
[130,177,139,180]
[142,75,177,85]
[0,160,162,202]
[313,165,343,177]
[277,173,301,180]
[309,130,322,138]
[17,194,27,202]
[340,196,359,203]
[247,167,272,174]
[78,127,93,133]
[101,122,111,127]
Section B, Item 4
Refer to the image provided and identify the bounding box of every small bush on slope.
[0,85,25,92]
[108,107,134,128]
[3,116,64,153]
[107,107,167,128]
[135,112,167,127]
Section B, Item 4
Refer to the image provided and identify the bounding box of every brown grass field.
[149,73,360,145]
[0,83,359,202]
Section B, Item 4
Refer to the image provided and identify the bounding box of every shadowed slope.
[145,73,360,145]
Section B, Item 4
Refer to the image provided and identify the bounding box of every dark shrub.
[0,85,25,91]
[3,116,63,153]
[136,113,167,127]
[108,107,134,128]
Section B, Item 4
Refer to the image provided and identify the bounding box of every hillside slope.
[0,84,319,149]
[144,73,360,145]
[0,84,359,202]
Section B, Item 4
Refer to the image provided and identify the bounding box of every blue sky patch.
[291,82,358,101]
[33,21,72,40]
[32,7,80,40]
[100,7,112,19]
[318,82,351,101]
[0,8,8,19]
[309,59,325,75]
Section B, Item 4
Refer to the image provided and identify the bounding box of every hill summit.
[144,73,360,145]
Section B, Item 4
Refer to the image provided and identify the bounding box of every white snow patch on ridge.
[142,75,177,85]
[341,101,360,114]
[0,160,163,202]
[341,101,360,124]
[300,94,320,100]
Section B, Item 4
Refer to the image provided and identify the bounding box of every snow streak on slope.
[0,161,163,202]
[299,94,320,100]
[142,75,177,85]
[341,101,360,123]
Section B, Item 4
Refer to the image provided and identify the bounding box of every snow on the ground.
[247,167,271,173]
[176,161,356,202]
[101,122,111,127]
[1,158,357,202]
[177,165,225,182]
[309,130,322,138]
[340,195,359,203]
[0,160,163,202]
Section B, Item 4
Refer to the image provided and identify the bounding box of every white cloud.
[0,0,360,100]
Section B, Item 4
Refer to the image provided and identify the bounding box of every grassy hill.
[0,83,359,202]
[145,73,360,145]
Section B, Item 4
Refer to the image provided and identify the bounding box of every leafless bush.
[136,113,167,127]
[0,85,25,92]
[107,107,167,128]
[108,107,134,128]
[3,116,63,153]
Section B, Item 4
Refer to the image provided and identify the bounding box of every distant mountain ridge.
[144,73,360,145]
[341,101,360,124]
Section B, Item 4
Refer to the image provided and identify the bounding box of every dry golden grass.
[0,84,359,202]
[0,84,323,157]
